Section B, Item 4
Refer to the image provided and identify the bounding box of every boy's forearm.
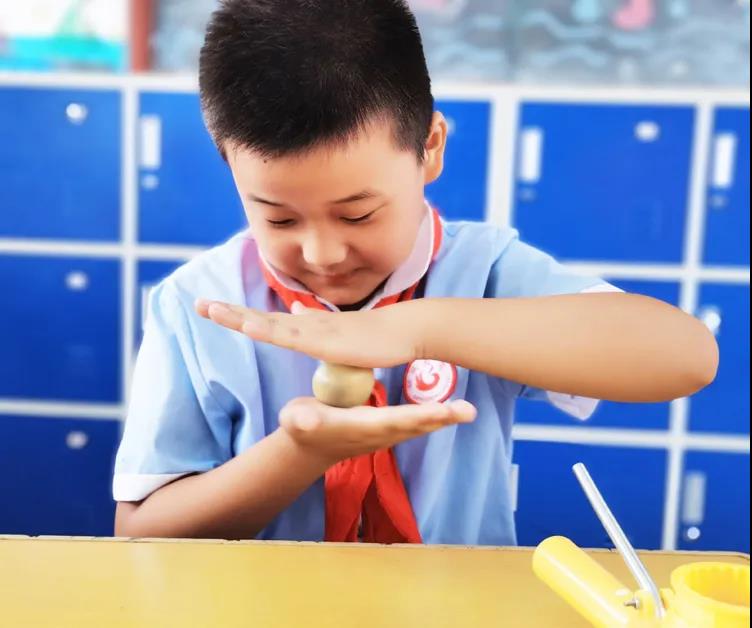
[115,428,331,540]
[407,293,718,403]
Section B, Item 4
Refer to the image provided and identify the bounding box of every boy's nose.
[301,231,348,269]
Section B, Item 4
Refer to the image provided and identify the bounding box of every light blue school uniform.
[113,207,615,545]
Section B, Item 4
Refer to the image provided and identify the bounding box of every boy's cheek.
[255,236,296,270]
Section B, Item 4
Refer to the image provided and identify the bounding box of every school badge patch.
[403,359,458,404]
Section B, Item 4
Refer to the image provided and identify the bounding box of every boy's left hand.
[195,299,423,368]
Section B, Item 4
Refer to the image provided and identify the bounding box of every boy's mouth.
[318,271,357,284]
[309,267,362,281]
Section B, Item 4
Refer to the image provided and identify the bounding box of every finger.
[405,400,475,435]
[224,304,306,347]
[194,298,212,318]
[195,299,244,319]
[203,302,247,333]
[443,399,477,423]
[395,402,477,438]
[330,399,477,435]
[205,302,304,350]
[279,398,323,432]
[240,311,304,350]
[384,399,476,427]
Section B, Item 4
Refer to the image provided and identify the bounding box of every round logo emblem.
[403,360,458,404]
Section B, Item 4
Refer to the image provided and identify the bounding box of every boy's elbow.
[681,325,720,396]
[114,501,146,538]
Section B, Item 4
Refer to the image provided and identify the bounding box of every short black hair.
[199,0,434,161]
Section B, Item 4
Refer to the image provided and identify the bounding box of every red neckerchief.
[261,208,442,543]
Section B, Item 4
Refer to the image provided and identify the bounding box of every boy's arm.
[115,428,328,539]
[115,397,475,539]
[199,292,718,404]
[408,293,719,403]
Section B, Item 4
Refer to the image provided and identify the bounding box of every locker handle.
[139,114,163,170]
[518,127,543,184]
[681,471,707,526]
[711,132,737,191]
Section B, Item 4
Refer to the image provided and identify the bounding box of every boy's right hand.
[277,397,476,465]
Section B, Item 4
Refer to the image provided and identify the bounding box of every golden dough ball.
[312,363,375,408]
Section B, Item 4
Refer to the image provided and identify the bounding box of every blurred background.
[0,0,749,553]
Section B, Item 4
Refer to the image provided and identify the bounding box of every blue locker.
[0,256,121,402]
[0,87,121,241]
[689,284,750,435]
[427,99,491,221]
[137,92,245,246]
[516,280,680,430]
[135,260,183,345]
[514,442,666,550]
[678,452,749,553]
[703,107,750,266]
[0,414,119,536]
[513,103,694,263]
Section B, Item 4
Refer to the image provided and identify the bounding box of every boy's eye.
[342,210,376,224]
[267,219,295,227]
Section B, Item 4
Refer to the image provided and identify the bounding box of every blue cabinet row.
[513,442,667,550]
[0,87,121,241]
[0,253,747,436]
[703,108,750,267]
[678,451,750,553]
[690,284,750,435]
[1,411,746,552]
[1,87,748,266]
[514,103,749,266]
[137,92,244,246]
[0,255,121,403]
[0,414,120,537]
[514,103,693,264]
[513,442,749,554]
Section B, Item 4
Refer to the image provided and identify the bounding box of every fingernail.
[450,399,477,420]
[291,301,306,314]
[195,298,211,309]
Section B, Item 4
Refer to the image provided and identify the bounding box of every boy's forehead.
[227,117,401,163]
[226,120,419,198]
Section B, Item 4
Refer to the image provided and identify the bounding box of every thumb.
[280,397,324,432]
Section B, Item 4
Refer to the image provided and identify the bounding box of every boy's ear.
[423,111,448,185]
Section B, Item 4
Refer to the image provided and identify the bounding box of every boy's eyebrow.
[247,194,286,207]
[331,189,380,204]
[248,190,381,207]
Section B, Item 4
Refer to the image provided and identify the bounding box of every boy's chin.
[321,287,377,309]
[314,281,387,310]
[293,270,391,309]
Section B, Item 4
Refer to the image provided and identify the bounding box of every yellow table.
[0,536,748,627]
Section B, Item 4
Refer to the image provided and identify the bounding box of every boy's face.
[227,114,447,307]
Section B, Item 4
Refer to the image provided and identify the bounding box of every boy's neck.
[336,279,389,311]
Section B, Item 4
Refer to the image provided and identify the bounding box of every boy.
[114,0,718,545]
